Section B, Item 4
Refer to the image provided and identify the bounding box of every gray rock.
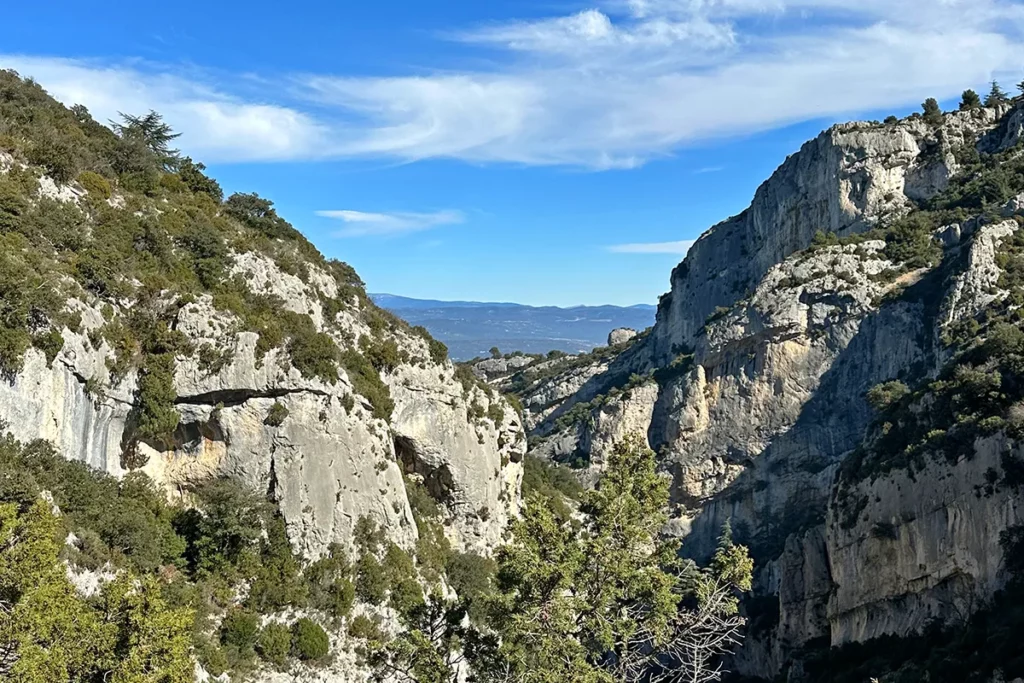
[607,327,637,346]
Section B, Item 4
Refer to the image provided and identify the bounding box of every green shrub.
[256,622,292,668]
[446,551,497,621]
[405,478,441,521]
[264,401,289,427]
[175,157,222,201]
[866,381,910,412]
[360,335,403,373]
[77,170,112,199]
[247,512,309,612]
[960,89,982,110]
[354,516,385,554]
[30,329,64,367]
[347,614,383,641]
[487,402,505,425]
[356,553,388,605]
[289,331,339,383]
[290,618,329,661]
[128,351,180,454]
[306,543,354,619]
[340,350,393,421]
[383,543,416,580]
[414,516,452,585]
[389,576,424,616]
[522,455,582,521]
[428,338,448,365]
[220,609,260,651]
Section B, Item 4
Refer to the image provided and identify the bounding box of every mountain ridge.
[370,293,657,311]
[371,294,657,360]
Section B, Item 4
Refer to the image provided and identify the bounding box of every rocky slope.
[0,203,525,562]
[0,71,524,682]
[513,102,1024,679]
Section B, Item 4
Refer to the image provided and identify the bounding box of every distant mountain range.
[372,294,656,361]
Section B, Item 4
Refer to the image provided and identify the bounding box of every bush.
[389,576,424,616]
[77,170,111,199]
[290,618,329,661]
[361,335,403,373]
[306,543,354,619]
[256,622,292,668]
[428,338,448,365]
[446,551,497,621]
[348,614,383,641]
[405,477,441,521]
[340,349,394,421]
[922,97,943,125]
[356,553,388,605]
[866,381,910,412]
[220,609,260,651]
[960,89,982,110]
[130,352,180,452]
[264,401,289,427]
[522,455,582,520]
[289,331,339,383]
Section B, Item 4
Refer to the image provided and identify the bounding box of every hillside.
[498,97,1024,681]
[371,294,656,360]
[0,70,527,681]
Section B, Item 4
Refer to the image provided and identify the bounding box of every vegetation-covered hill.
[0,69,753,683]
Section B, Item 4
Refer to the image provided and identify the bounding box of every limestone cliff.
[517,102,1024,679]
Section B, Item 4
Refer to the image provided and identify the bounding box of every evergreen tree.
[960,89,982,110]
[111,111,181,171]
[986,81,1009,108]
[473,434,753,683]
[922,98,943,126]
[368,592,469,683]
[0,499,193,682]
[1017,80,1024,97]
[0,499,100,682]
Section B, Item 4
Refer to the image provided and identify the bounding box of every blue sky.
[5,0,1024,306]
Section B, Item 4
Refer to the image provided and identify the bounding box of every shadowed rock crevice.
[395,434,456,507]
[174,386,330,407]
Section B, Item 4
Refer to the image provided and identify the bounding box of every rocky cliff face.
[1,257,524,562]
[518,103,1024,678]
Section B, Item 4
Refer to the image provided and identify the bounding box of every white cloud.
[608,240,697,254]
[0,55,326,163]
[454,9,735,57]
[317,209,465,237]
[6,0,1024,167]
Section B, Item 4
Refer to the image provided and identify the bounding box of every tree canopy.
[368,434,753,683]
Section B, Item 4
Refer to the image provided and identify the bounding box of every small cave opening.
[394,434,455,509]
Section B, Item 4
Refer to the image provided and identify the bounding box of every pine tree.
[0,499,194,682]
[922,98,943,126]
[111,110,181,170]
[471,433,753,683]
[985,81,1009,108]
[960,89,982,110]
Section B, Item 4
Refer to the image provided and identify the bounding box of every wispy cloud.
[6,0,1024,167]
[0,55,326,163]
[317,209,465,237]
[607,240,696,254]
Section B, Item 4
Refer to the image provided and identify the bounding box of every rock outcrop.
[0,192,524,564]
[519,103,1024,679]
[608,327,638,346]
